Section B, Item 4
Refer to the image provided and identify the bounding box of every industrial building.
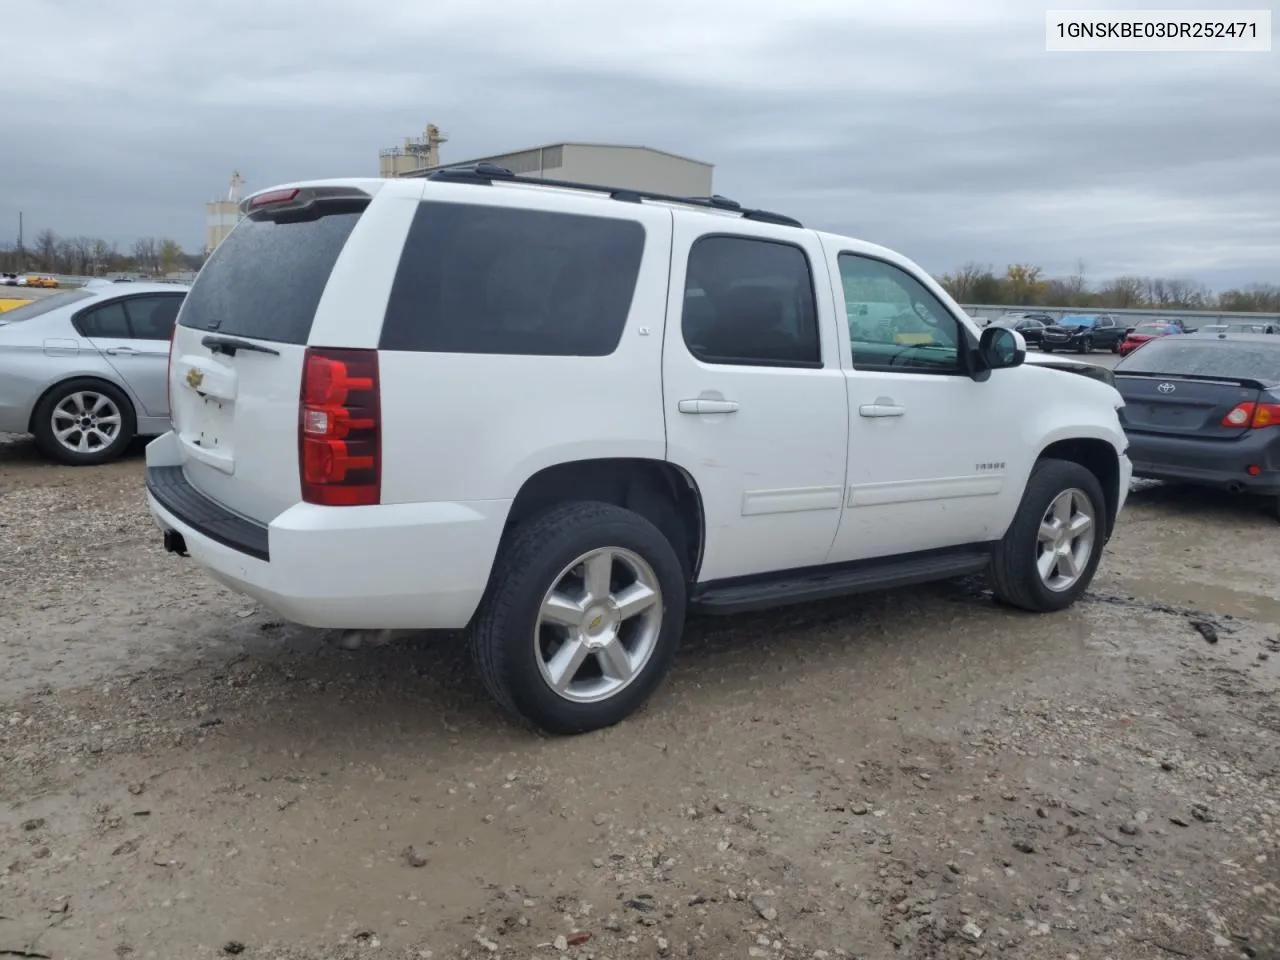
[204,172,245,254]
[379,124,714,197]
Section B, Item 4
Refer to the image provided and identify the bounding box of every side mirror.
[977,326,1025,374]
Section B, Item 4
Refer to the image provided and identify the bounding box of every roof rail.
[427,163,803,228]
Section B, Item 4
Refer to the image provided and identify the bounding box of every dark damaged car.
[1114,332,1280,521]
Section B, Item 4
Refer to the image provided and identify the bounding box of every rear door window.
[380,202,646,356]
[683,236,821,366]
[178,210,364,345]
[124,295,185,340]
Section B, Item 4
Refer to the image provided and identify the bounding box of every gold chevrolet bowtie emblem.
[186,368,204,389]
[589,615,603,630]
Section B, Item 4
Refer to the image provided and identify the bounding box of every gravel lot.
[1,432,1277,960]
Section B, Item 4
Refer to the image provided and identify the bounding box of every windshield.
[1059,315,1096,328]
[1134,322,1173,333]
[1116,337,1280,384]
[0,289,93,324]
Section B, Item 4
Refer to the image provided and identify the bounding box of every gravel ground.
[1,432,1277,960]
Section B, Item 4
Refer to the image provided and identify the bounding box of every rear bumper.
[144,432,511,630]
[1126,429,1280,496]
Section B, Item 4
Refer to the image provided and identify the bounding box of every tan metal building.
[204,172,246,254]
[380,130,714,197]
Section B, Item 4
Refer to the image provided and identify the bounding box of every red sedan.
[1117,321,1181,356]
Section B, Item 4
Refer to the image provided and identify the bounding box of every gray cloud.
[1,0,1276,288]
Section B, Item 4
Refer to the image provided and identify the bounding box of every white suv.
[146,165,1132,734]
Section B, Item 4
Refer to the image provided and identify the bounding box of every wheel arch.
[501,458,705,582]
[1035,437,1121,538]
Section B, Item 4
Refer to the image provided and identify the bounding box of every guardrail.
[963,303,1280,325]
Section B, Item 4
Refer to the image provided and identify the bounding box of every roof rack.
[427,162,803,228]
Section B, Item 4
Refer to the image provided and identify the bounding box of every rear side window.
[77,301,131,338]
[1117,338,1280,382]
[682,236,821,367]
[179,210,364,345]
[380,202,646,356]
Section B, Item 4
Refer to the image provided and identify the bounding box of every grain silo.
[204,172,245,254]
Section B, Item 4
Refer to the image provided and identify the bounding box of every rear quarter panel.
[373,186,675,505]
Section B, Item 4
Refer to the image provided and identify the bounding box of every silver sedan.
[0,281,189,465]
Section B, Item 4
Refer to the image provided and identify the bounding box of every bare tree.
[35,229,58,271]
[938,262,995,303]
[90,238,111,275]
[1098,276,1145,309]
[132,237,158,276]
[159,238,184,275]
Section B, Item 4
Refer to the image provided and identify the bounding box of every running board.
[689,547,993,616]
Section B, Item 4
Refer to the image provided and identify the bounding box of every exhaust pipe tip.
[163,530,189,557]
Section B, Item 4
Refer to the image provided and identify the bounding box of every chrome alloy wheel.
[534,546,664,704]
[51,391,123,454]
[1036,487,1097,592]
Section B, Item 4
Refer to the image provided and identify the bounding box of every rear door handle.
[859,402,905,418]
[105,346,138,356]
[678,398,739,415]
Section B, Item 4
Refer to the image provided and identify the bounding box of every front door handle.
[859,401,905,418]
[678,398,739,415]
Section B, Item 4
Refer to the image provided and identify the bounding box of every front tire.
[1078,336,1093,354]
[990,459,1107,612]
[467,501,688,735]
[1041,345,1054,353]
[32,378,136,466]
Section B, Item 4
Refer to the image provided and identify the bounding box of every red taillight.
[250,188,300,208]
[1221,401,1280,429]
[299,348,380,506]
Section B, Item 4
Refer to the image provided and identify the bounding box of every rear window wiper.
[200,334,281,358]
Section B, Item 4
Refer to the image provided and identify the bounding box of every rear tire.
[990,459,1107,613]
[32,378,136,466]
[467,501,687,735]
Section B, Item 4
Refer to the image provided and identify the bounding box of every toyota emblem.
[1157,382,1176,393]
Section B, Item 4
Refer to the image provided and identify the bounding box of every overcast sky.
[3,0,1277,288]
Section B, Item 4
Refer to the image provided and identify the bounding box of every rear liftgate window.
[179,207,366,345]
[379,202,646,356]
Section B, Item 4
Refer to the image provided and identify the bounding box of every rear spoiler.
[1114,371,1275,392]
[240,185,372,223]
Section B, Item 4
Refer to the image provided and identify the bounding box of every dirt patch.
[1,435,1278,960]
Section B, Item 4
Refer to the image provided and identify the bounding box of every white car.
[145,167,1132,734]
